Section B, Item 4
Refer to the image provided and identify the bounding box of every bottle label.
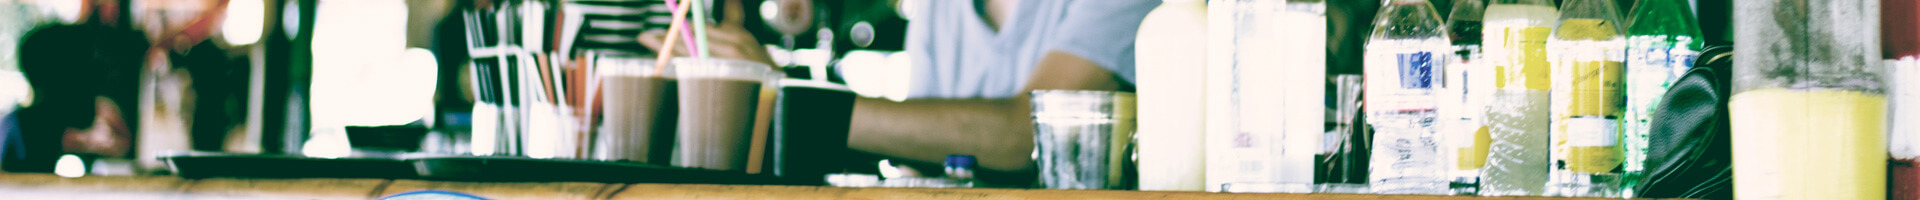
[1626,47,1699,79]
[1669,49,1699,75]
[1559,117,1622,174]
[1398,52,1436,89]
[1456,125,1493,170]
[1562,61,1625,117]
[1494,27,1553,90]
[1365,50,1441,112]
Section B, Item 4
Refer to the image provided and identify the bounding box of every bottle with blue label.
[1364,0,1452,195]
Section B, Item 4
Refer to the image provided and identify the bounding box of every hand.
[62,97,131,158]
[636,0,777,67]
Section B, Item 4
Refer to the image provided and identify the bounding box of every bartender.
[640,0,1158,173]
[6,0,148,173]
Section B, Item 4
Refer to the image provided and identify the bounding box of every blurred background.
[0,0,932,177]
[0,0,1735,177]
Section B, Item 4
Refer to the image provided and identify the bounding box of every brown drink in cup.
[674,58,780,171]
[594,57,678,164]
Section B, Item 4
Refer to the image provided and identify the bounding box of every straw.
[583,53,602,132]
[660,0,702,57]
[653,0,696,74]
[691,0,712,63]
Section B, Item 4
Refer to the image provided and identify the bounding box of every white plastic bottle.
[1204,0,1325,193]
[1135,0,1208,191]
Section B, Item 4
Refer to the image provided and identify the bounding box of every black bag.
[1635,45,1734,200]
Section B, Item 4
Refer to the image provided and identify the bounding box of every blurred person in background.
[638,0,1387,174]
[4,0,147,173]
[0,0,257,173]
[640,0,1159,173]
[0,0,60,170]
[132,0,255,166]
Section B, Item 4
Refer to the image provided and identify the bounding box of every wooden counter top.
[0,173,1691,200]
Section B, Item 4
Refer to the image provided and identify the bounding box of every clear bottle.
[1205,0,1325,193]
[1478,0,1557,196]
[1365,0,1452,195]
[1441,0,1489,196]
[1545,0,1627,197]
[1621,0,1702,196]
[1733,1,1885,199]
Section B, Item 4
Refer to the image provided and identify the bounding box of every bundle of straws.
[461,0,714,157]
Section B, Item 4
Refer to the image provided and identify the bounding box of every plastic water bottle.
[1364,0,1452,195]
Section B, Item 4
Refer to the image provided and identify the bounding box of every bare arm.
[633,0,1125,173]
[847,51,1122,172]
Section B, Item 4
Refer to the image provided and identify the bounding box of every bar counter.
[0,173,1696,199]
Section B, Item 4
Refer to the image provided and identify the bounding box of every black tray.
[163,154,417,179]
[410,156,807,185]
[163,154,809,185]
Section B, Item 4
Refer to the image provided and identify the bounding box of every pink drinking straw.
[653,0,696,74]
[662,0,701,57]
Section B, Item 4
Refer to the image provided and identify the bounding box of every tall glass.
[1319,75,1370,192]
[1479,0,1558,196]
[1364,0,1451,195]
[1732,0,1885,199]
[673,58,781,171]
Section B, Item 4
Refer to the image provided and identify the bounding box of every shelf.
[0,173,1689,199]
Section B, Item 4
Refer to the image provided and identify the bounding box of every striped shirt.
[567,0,673,56]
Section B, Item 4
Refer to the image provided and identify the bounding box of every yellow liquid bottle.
[1730,89,1886,199]
[1478,1,1557,196]
[1732,1,1884,199]
[1544,0,1626,197]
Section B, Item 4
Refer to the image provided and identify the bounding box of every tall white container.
[1135,0,1209,191]
[1205,0,1326,193]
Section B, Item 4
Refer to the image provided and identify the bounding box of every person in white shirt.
[641,0,1157,173]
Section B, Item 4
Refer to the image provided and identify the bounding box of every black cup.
[770,79,855,184]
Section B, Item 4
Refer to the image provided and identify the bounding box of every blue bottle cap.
[945,155,976,168]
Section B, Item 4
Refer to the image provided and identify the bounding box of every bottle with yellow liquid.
[1732,1,1885,200]
[1478,0,1556,196]
[1544,0,1626,197]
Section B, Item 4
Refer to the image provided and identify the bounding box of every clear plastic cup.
[1031,90,1136,189]
[593,56,677,164]
[673,58,781,171]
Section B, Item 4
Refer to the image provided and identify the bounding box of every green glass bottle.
[1620,0,1703,197]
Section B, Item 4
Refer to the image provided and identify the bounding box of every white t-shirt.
[901,0,1158,99]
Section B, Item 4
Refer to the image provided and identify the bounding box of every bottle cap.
[945,155,976,169]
